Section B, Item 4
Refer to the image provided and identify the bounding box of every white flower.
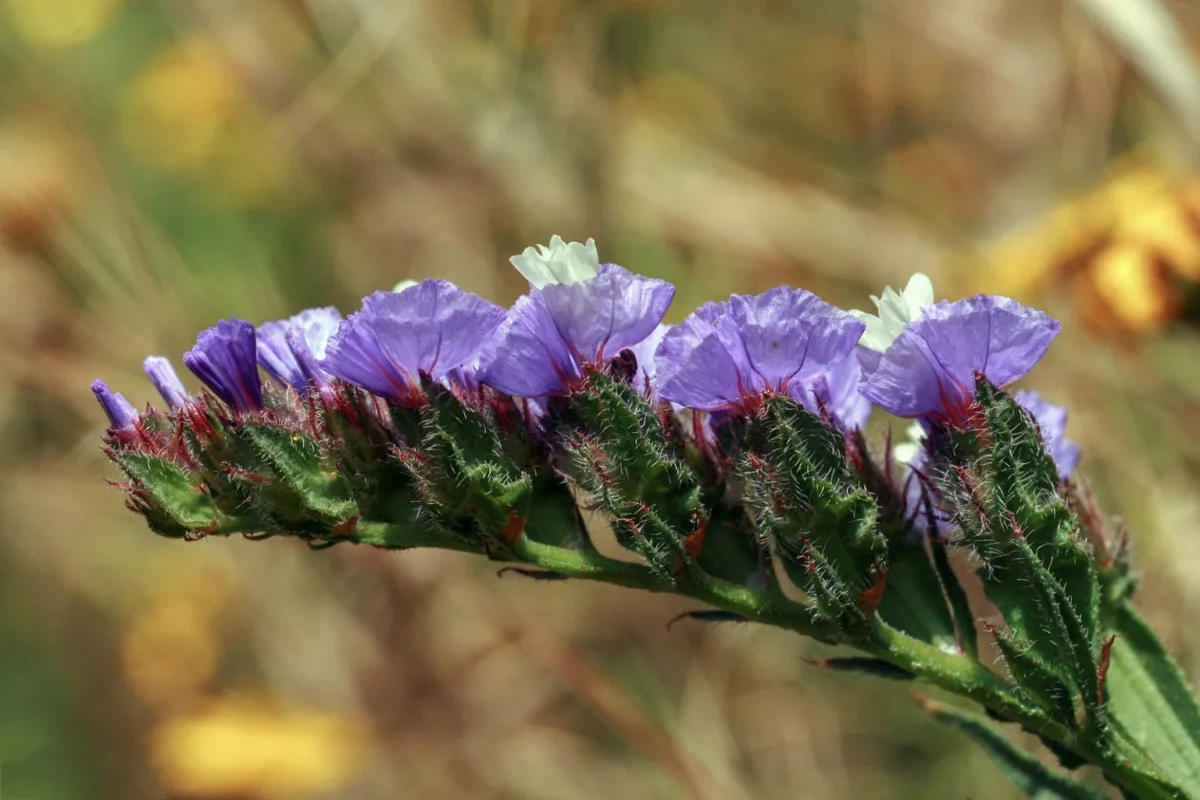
[392,279,419,293]
[892,422,926,466]
[849,273,935,352]
[509,235,599,288]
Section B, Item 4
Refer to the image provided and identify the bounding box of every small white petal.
[850,273,938,352]
[850,312,895,352]
[892,442,920,466]
[902,273,935,317]
[392,279,419,292]
[509,235,600,288]
[893,422,926,465]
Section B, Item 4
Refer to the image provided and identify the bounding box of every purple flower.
[257,307,342,393]
[91,379,138,430]
[1013,390,1080,479]
[654,287,865,412]
[795,349,872,431]
[628,323,671,396]
[320,280,505,405]
[861,296,1060,422]
[183,319,263,413]
[143,356,189,409]
[476,264,674,397]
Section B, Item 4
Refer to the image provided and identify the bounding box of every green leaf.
[1105,603,1200,797]
[923,701,1109,799]
[879,539,966,655]
[522,471,596,552]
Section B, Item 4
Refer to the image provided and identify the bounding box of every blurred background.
[3,0,1200,797]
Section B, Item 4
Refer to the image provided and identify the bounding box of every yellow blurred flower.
[122,558,235,711]
[5,0,123,49]
[1090,242,1176,335]
[151,699,366,797]
[968,158,1200,337]
[123,592,219,711]
[121,38,240,172]
[121,37,298,207]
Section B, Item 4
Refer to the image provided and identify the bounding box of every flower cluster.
[91,237,1075,475]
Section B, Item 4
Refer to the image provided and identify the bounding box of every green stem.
[863,620,1066,738]
[354,520,483,552]
[349,525,1183,799]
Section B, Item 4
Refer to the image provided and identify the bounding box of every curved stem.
[351,525,1181,799]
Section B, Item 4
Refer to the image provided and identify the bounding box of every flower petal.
[476,293,579,397]
[862,295,1060,419]
[860,328,954,418]
[627,322,671,396]
[656,329,747,410]
[322,281,504,402]
[903,273,935,316]
[183,319,263,412]
[916,296,1060,389]
[538,264,674,363]
[727,287,864,390]
[654,300,750,403]
[792,350,872,431]
[91,379,138,429]
[143,356,189,409]
[257,307,341,391]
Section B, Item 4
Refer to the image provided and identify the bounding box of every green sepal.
[740,396,886,624]
[177,406,251,518]
[553,372,703,578]
[522,470,596,553]
[237,423,357,524]
[117,452,221,536]
[922,701,1109,800]
[694,501,777,591]
[942,380,1105,731]
[848,428,976,654]
[977,380,1102,646]
[991,624,1078,723]
[410,383,533,550]
[930,538,979,656]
